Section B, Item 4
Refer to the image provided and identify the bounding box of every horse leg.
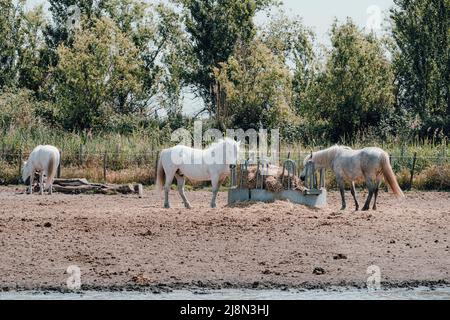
[372,177,382,210]
[350,181,359,211]
[163,170,176,209]
[362,179,374,211]
[210,175,220,209]
[39,172,44,195]
[28,169,34,195]
[337,177,346,210]
[176,174,191,209]
[45,170,53,195]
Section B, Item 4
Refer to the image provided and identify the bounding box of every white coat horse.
[22,145,60,195]
[300,146,404,211]
[156,138,240,208]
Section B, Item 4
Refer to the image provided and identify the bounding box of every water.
[1,287,449,300]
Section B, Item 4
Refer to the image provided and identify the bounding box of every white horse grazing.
[156,138,240,208]
[22,145,60,195]
[300,146,404,211]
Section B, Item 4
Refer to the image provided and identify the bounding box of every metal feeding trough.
[228,159,327,208]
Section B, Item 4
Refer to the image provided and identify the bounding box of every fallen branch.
[31,178,143,197]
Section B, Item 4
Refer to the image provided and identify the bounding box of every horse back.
[29,145,60,172]
[359,147,387,172]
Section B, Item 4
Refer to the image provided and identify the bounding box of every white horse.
[300,146,404,211]
[22,145,60,195]
[156,138,240,208]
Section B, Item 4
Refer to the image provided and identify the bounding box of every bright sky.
[280,0,393,37]
[27,0,394,38]
[25,0,395,115]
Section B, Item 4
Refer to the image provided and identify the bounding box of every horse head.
[300,151,314,181]
[21,161,32,184]
[223,138,240,166]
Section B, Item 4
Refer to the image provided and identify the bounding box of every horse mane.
[311,145,352,167]
[205,138,237,150]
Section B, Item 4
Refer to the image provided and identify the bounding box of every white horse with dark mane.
[22,145,60,195]
[300,146,404,211]
[156,138,240,208]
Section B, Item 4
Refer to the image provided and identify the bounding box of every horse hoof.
[340,207,346,211]
[362,207,369,211]
[164,204,170,209]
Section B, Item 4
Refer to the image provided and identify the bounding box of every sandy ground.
[0,186,449,292]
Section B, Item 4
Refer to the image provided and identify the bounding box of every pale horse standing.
[300,146,405,211]
[22,145,61,195]
[156,138,241,208]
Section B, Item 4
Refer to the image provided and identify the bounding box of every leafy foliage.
[214,40,293,130]
[391,0,450,137]
[301,20,395,141]
[0,0,448,147]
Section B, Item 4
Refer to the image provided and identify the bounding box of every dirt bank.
[0,187,448,292]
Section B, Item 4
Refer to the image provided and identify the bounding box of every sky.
[27,0,395,37]
[25,0,395,115]
[279,0,393,38]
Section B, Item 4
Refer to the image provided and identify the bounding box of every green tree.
[307,20,395,141]
[53,16,143,130]
[0,0,47,91]
[214,40,293,129]
[100,1,188,114]
[45,0,187,116]
[16,6,48,93]
[44,0,104,66]
[391,0,450,137]
[260,11,317,116]
[174,0,276,118]
[0,0,22,89]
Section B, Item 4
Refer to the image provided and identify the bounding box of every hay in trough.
[239,165,306,192]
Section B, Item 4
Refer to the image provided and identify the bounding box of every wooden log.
[48,178,142,195]
[53,178,90,186]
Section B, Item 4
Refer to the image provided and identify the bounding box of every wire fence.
[0,145,448,188]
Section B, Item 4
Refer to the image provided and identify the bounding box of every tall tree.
[260,11,317,115]
[53,16,143,130]
[99,1,188,114]
[214,40,293,129]
[174,0,276,118]
[0,0,22,89]
[391,0,450,136]
[0,0,48,92]
[307,20,395,141]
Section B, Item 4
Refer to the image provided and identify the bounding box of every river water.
[1,287,449,300]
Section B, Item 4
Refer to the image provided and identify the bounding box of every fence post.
[18,149,23,180]
[445,139,448,164]
[57,150,62,178]
[154,151,160,185]
[79,144,84,167]
[103,152,108,182]
[409,152,417,191]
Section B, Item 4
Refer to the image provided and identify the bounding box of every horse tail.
[380,153,405,198]
[46,150,59,189]
[155,152,165,194]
